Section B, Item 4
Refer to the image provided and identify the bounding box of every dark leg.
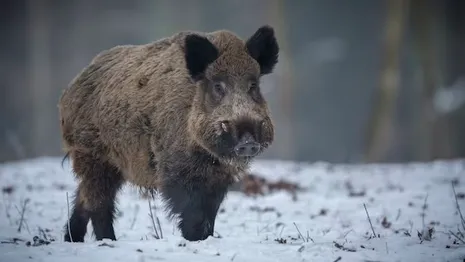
[161,178,228,241]
[64,186,90,242]
[64,152,124,242]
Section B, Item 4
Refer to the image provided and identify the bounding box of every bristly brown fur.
[59,25,279,242]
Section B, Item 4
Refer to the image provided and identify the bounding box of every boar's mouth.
[211,118,266,161]
[233,134,261,157]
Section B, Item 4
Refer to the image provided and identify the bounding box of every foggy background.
[1,0,464,164]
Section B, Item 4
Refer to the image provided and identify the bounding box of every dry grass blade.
[293,222,307,242]
[2,193,13,226]
[333,241,356,252]
[363,203,377,238]
[451,182,465,232]
[148,199,163,239]
[306,230,315,243]
[17,199,29,233]
[66,192,73,242]
[148,199,159,239]
[449,230,465,244]
[129,204,139,230]
[421,193,428,228]
[156,216,163,239]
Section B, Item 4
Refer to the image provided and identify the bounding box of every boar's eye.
[212,81,226,100]
[248,81,258,91]
[248,80,263,103]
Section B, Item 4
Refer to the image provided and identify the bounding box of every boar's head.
[185,25,279,165]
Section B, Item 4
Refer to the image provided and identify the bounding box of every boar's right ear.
[246,25,279,75]
[184,34,219,81]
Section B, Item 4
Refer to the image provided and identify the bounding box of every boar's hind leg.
[65,152,124,242]
[64,185,90,242]
[162,179,228,241]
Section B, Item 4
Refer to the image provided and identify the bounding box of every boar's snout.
[234,132,261,157]
[217,117,265,158]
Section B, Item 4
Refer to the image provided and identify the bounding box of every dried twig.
[2,193,12,225]
[14,205,30,234]
[343,229,354,239]
[130,204,140,230]
[17,199,29,233]
[452,182,465,232]
[449,230,465,244]
[38,227,49,241]
[409,220,414,234]
[66,192,73,242]
[421,193,429,228]
[156,215,163,239]
[333,257,342,262]
[293,222,308,242]
[148,199,163,239]
[0,238,25,244]
[333,241,356,252]
[363,203,377,238]
[278,225,285,238]
[395,208,401,221]
[306,230,315,243]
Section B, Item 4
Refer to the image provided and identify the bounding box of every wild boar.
[59,25,279,242]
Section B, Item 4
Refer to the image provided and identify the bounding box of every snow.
[1,157,464,262]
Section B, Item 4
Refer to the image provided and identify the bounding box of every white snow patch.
[0,157,464,262]
[434,77,465,115]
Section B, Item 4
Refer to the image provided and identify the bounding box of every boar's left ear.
[246,25,279,75]
[184,34,219,81]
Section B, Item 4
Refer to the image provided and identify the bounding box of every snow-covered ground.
[1,157,464,262]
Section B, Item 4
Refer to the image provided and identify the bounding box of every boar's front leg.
[161,176,227,241]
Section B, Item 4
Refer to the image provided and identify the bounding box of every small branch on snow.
[385,242,389,254]
[342,229,353,239]
[333,241,356,252]
[363,203,377,238]
[2,193,13,226]
[148,199,163,239]
[421,193,429,228]
[17,198,30,233]
[449,230,465,244]
[395,208,401,221]
[293,222,313,242]
[66,192,73,242]
[258,219,276,234]
[306,230,314,243]
[278,225,285,238]
[0,238,25,245]
[130,204,140,230]
[293,222,305,242]
[156,216,163,239]
[457,226,465,238]
[451,182,465,232]
[38,227,49,242]
[333,256,342,262]
[14,205,30,234]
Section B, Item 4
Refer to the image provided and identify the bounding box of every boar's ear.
[184,34,219,81]
[246,25,279,75]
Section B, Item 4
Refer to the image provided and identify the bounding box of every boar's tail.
[61,152,70,169]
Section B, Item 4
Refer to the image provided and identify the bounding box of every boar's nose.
[234,132,261,157]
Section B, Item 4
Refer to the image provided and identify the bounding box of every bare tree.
[364,0,409,163]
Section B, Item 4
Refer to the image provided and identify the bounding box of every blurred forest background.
[1,0,464,164]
